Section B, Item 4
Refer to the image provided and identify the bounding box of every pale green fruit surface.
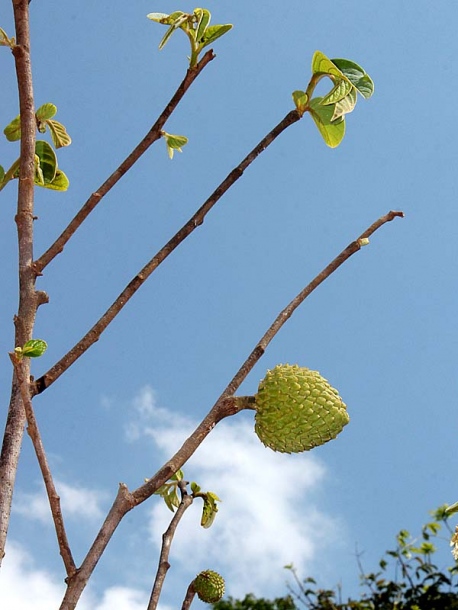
[194,570,225,603]
[254,364,349,453]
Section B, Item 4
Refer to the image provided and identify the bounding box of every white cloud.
[129,385,344,598]
[0,542,66,609]
[14,479,108,524]
[0,541,150,610]
[1,385,346,609]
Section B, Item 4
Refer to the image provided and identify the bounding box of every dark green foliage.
[213,594,296,610]
[212,508,458,610]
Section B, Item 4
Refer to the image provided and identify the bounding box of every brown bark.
[0,0,39,565]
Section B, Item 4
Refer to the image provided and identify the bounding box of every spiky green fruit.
[254,364,349,453]
[193,570,225,604]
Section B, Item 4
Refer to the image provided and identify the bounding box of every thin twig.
[33,50,215,273]
[147,483,193,610]
[33,109,301,396]
[217,210,405,400]
[57,211,403,610]
[9,353,76,577]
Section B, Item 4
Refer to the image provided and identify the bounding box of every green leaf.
[41,169,69,192]
[200,491,221,529]
[200,24,233,49]
[292,90,308,116]
[0,27,14,47]
[4,115,21,142]
[22,339,48,358]
[194,8,211,42]
[331,87,357,121]
[321,78,353,106]
[331,58,374,99]
[311,50,346,80]
[163,132,188,159]
[146,12,170,23]
[309,97,346,148]
[171,469,184,482]
[191,481,201,494]
[157,12,189,50]
[201,497,217,529]
[46,119,72,148]
[35,141,57,183]
[36,103,57,121]
[446,501,458,516]
[158,24,177,50]
[0,165,4,183]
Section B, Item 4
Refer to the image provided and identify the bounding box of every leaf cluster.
[154,470,222,529]
[293,51,374,148]
[0,103,71,192]
[147,8,232,68]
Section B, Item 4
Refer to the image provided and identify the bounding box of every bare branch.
[219,210,405,399]
[9,353,76,577]
[32,109,301,396]
[33,50,215,273]
[56,211,402,609]
[147,484,194,610]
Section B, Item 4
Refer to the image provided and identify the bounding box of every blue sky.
[1,1,458,608]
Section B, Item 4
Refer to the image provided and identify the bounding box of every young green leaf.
[331,58,374,99]
[0,27,14,47]
[156,12,189,50]
[46,120,72,148]
[41,169,69,192]
[194,8,211,42]
[35,141,57,183]
[171,469,184,482]
[320,78,353,106]
[163,132,188,159]
[200,492,221,529]
[191,481,201,494]
[309,97,346,148]
[200,24,232,49]
[0,165,4,184]
[446,501,458,516]
[4,115,21,142]
[22,339,48,358]
[331,87,357,121]
[292,90,309,116]
[311,50,346,81]
[36,103,57,121]
[146,12,170,23]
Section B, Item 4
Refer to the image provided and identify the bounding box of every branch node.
[36,290,49,307]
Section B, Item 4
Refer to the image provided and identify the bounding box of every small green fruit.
[193,570,225,603]
[254,364,349,453]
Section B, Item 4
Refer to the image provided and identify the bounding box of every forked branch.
[33,50,215,273]
[32,109,301,397]
[9,353,76,577]
[147,482,193,610]
[57,210,403,610]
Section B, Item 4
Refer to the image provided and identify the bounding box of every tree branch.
[32,109,301,396]
[0,0,39,566]
[9,353,76,577]
[33,50,215,274]
[147,483,193,610]
[181,582,197,610]
[57,211,403,609]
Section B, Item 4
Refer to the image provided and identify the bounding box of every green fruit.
[254,364,349,453]
[193,570,225,604]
